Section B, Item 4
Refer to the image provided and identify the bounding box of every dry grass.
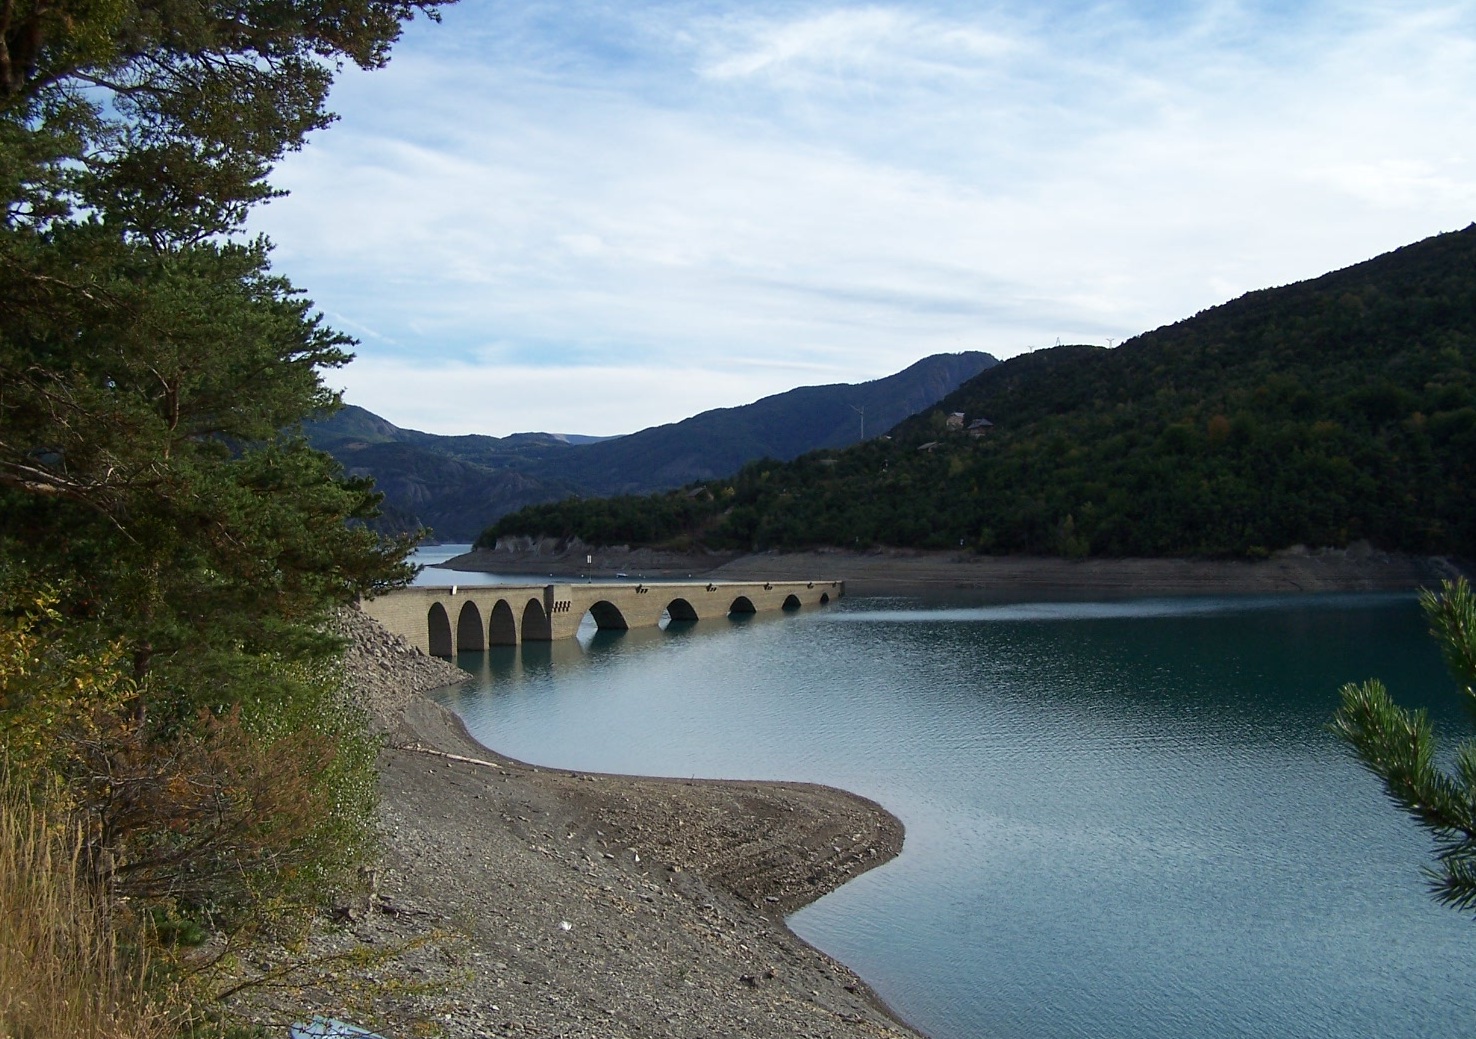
[0,781,177,1039]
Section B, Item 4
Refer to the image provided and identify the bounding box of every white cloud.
[334,357,848,437]
[696,6,1022,84]
[252,0,1476,437]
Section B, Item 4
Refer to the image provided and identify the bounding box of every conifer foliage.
[1332,579,1476,912]
[0,0,446,987]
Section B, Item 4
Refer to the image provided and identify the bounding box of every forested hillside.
[308,351,996,539]
[305,408,592,537]
[485,227,1476,558]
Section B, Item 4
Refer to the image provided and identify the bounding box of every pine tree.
[0,0,447,692]
[1331,578,1476,912]
[1,0,448,938]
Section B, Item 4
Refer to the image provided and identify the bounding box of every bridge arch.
[456,601,485,651]
[586,600,629,631]
[427,602,453,657]
[781,593,802,611]
[489,599,517,646]
[521,598,551,641]
[664,597,699,623]
[360,579,842,651]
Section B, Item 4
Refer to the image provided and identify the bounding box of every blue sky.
[251,0,1476,436]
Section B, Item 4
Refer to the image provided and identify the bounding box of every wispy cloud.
[695,6,1023,84]
[254,0,1476,436]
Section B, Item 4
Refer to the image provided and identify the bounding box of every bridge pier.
[360,579,843,656]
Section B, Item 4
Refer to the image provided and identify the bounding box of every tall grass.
[0,780,176,1039]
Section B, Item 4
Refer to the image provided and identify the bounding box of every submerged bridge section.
[360,579,844,656]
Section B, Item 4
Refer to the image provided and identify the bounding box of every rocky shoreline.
[231,609,918,1038]
[444,541,1469,598]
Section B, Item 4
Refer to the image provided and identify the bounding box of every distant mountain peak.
[305,351,997,540]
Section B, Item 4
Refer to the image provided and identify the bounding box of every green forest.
[485,226,1476,559]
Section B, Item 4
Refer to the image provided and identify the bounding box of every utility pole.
[851,404,866,442]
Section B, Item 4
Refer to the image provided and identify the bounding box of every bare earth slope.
[707,545,1470,598]
[445,542,1469,597]
[231,610,917,1038]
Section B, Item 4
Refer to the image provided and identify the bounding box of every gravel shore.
[445,542,1469,598]
[230,610,918,1038]
[708,544,1469,598]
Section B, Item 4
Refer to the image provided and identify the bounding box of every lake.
[410,544,510,586]
[427,587,1475,1039]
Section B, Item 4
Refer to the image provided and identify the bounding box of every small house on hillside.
[967,418,994,437]
[945,412,966,430]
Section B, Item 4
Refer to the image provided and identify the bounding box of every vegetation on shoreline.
[1,771,177,1039]
[484,227,1476,560]
[1,0,445,1030]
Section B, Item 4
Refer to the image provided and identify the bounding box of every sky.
[250,0,1476,437]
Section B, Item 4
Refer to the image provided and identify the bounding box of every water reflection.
[446,608,786,687]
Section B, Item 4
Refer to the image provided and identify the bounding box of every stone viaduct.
[359,579,844,656]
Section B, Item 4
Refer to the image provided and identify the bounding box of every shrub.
[0,772,181,1039]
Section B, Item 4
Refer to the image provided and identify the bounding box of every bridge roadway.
[359,579,844,656]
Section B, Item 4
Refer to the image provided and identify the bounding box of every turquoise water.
[431,592,1475,1039]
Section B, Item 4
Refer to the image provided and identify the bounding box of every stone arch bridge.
[359,579,844,656]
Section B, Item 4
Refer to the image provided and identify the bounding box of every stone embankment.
[447,537,743,579]
[233,608,917,1039]
[331,606,468,732]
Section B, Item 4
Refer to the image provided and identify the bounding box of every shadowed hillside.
[307,351,996,540]
[486,226,1476,559]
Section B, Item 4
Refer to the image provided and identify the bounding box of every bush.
[0,772,181,1039]
[1,579,379,956]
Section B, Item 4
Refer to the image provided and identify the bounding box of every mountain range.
[305,351,997,541]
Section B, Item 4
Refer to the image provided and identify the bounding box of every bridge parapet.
[359,579,843,656]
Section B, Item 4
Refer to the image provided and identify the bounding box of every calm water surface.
[410,545,508,586]
[410,545,707,586]
[428,590,1474,1039]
